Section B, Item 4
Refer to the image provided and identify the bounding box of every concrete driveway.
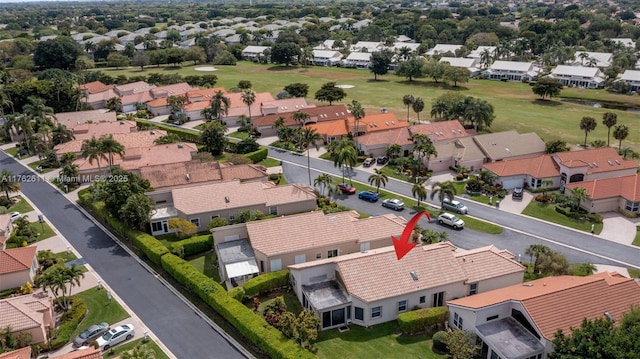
[495,191,534,214]
[599,212,639,245]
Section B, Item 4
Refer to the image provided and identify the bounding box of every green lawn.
[188,252,221,283]
[96,62,640,152]
[522,201,603,234]
[632,227,640,247]
[258,157,281,167]
[28,160,57,174]
[4,146,19,157]
[103,338,170,359]
[53,251,78,263]
[71,288,130,340]
[8,196,34,213]
[251,291,303,316]
[628,268,640,278]
[29,221,56,241]
[228,131,250,140]
[315,321,444,359]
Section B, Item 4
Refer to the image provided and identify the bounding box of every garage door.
[501,179,523,190]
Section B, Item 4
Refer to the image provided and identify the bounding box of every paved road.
[275,150,640,269]
[0,152,248,359]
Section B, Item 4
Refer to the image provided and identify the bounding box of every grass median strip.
[522,201,602,234]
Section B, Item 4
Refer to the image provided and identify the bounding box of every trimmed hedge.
[161,254,315,359]
[169,234,213,257]
[228,286,245,302]
[50,298,87,350]
[243,270,290,297]
[245,147,268,163]
[135,120,202,144]
[397,307,448,335]
[432,330,449,353]
[129,231,170,266]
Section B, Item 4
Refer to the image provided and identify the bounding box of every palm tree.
[347,100,365,154]
[35,264,84,311]
[12,114,34,155]
[402,94,414,122]
[100,135,125,168]
[430,99,449,120]
[620,147,639,160]
[430,181,457,208]
[0,169,20,199]
[241,89,256,120]
[613,124,629,151]
[314,174,333,197]
[525,244,550,272]
[412,97,425,123]
[578,52,589,66]
[121,344,156,359]
[292,111,310,127]
[480,48,493,69]
[51,123,75,145]
[386,144,402,160]
[298,127,322,185]
[412,182,427,207]
[579,117,597,147]
[569,187,589,211]
[80,136,107,173]
[602,112,617,147]
[208,90,230,122]
[106,97,122,113]
[368,169,388,193]
[333,144,357,185]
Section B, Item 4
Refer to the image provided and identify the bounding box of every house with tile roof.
[483,155,560,190]
[0,247,38,291]
[0,292,54,344]
[211,211,408,286]
[0,214,13,250]
[241,45,270,61]
[138,160,268,190]
[447,272,640,359]
[55,129,167,158]
[547,65,606,89]
[253,105,350,137]
[54,110,117,131]
[82,88,118,109]
[0,347,31,359]
[565,174,640,214]
[222,91,276,125]
[260,98,311,116]
[467,46,496,64]
[357,127,413,158]
[288,242,525,330]
[483,61,540,81]
[147,180,316,236]
[78,81,114,96]
[68,120,137,142]
[439,57,479,75]
[50,346,102,359]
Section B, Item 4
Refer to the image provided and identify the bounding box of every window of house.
[419,296,426,304]
[151,222,162,232]
[269,206,277,215]
[355,307,364,320]
[190,218,200,227]
[398,300,407,312]
[211,215,219,220]
[371,306,381,319]
[315,252,322,259]
[327,249,338,258]
[469,283,478,295]
[625,200,640,212]
[229,213,236,221]
[530,177,541,188]
[432,292,444,307]
[486,315,499,321]
[453,313,463,329]
[270,259,282,271]
[294,254,306,264]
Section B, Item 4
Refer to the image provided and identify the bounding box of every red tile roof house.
[0,214,13,250]
[221,91,276,126]
[55,128,167,159]
[78,81,115,109]
[53,120,138,159]
[54,110,118,131]
[484,147,638,190]
[0,247,38,291]
[447,272,640,359]
[142,82,195,116]
[253,105,349,137]
[113,81,155,113]
[565,174,640,214]
[147,179,317,236]
[211,210,409,288]
[0,292,54,345]
[50,346,102,359]
[308,112,409,149]
[0,347,31,359]
[287,242,525,330]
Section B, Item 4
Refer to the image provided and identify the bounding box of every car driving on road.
[438,213,465,229]
[358,190,379,202]
[381,198,405,211]
[442,198,468,214]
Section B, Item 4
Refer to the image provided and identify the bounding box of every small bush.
[432,330,449,353]
[228,286,246,302]
[245,147,268,163]
[243,270,290,297]
[49,298,87,350]
[169,234,213,257]
[397,307,448,334]
[129,231,170,265]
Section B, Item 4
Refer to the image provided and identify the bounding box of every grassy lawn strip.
[628,268,640,278]
[3,146,19,157]
[71,288,130,340]
[187,252,221,283]
[105,338,170,359]
[632,227,640,247]
[28,160,57,173]
[29,221,56,241]
[228,131,250,140]
[250,291,303,316]
[258,157,281,167]
[315,321,444,359]
[8,196,34,213]
[522,201,603,234]
[54,251,78,263]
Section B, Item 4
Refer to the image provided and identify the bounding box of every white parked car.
[9,212,22,222]
[95,324,135,350]
[438,213,465,229]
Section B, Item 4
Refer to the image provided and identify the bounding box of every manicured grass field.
[28,160,58,173]
[8,196,34,213]
[258,157,281,167]
[71,287,130,339]
[188,252,221,283]
[96,62,640,151]
[522,201,603,234]
[632,228,640,247]
[104,338,170,359]
[29,221,56,241]
[4,146,19,157]
[251,291,303,316]
[228,131,250,140]
[315,321,444,359]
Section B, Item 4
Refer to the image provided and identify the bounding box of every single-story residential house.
[609,38,636,48]
[349,41,384,53]
[618,69,640,91]
[483,155,560,190]
[137,160,268,190]
[358,127,413,158]
[289,243,525,330]
[467,46,496,64]
[439,57,479,75]
[313,39,336,50]
[312,50,343,66]
[426,44,463,57]
[343,52,372,69]
[68,120,137,142]
[241,45,270,61]
[53,110,117,132]
[82,88,119,109]
[547,65,605,89]
[0,246,38,291]
[570,51,612,68]
[0,347,31,359]
[54,129,166,159]
[565,174,640,214]
[483,61,540,81]
[0,214,13,250]
[0,292,54,344]
[78,81,114,97]
[410,120,474,143]
[429,136,486,172]
[260,97,311,116]
[212,211,408,284]
[50,346,103,359]
[148,180,317,236]
[222,91,276,125]
[447,272,640,359]
[253,105,350,137]
[308,113,409,147]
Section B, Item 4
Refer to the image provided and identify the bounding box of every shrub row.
[135,120,202,144]
[169,234,213,257]
[161,254,315,359]
[555,206,603,223]
[129,231,171,266]
[50,298,87,350]
[228,286,246,302]
[243,270,290,297]
[397,306,448,335]
[245,147,268,163]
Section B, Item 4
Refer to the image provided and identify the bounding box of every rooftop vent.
[588,163,594,168]
[615,160,621,165]
[185,173,190,181]
[119,121,125,125]
[410,271,418,281]
[523,283,534,287]
[594,162,599,168]
[177,144,184,149]
[150,130,156,135]
[385,122,389,126]
[391,121,395,125]
[608,160,614,166]
[605,312,615,323]
[225,196,230,203]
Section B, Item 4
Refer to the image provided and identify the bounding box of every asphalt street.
[0,152,249,359]
[275,150,639,269]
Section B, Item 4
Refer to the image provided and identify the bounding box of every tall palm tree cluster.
[80,134,126,174]
[429,94,495,131]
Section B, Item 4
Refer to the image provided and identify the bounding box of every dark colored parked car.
[376,156,389,165]
[358,190,380,202]
[337,183,356,195]
[512,187,524,200]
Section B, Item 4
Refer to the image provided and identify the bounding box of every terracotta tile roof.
[84,89,118,106]
[225,92,276,118]
[351,113,408,133]
[120,90,154,106]
[150,82,193,98]
[55,129,167,155]
[306,120,349,137]
[448,272,640,340]
[553,147,638,174]
[78,81,113,94]
[115,81,154,95]
[0,247,36,274]
[433,137,484,162]
[70,120,137,140]
[139,160,267,189]
[247,211,406,257]
[50,347,102,359]
[74,142,196,172]
[261,98,310,113]
[55,110,117,130]
[566,174,640,201]
[474,131,546,161]
[186,87,227,102]
[0,346,31,359]
[253,105,349,127]
[0,292,52,332]
[358,127,413,147]
[454,245,526,283]
[184,101,211,112]
[410,120,472,142]
[483,155,559,178]
[146,97,169,108]
[172,180,316,215]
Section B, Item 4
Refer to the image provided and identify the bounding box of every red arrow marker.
[392,211,431,260]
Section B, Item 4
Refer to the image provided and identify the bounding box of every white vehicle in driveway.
[95,324,135,350]
[438,213,465,229]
